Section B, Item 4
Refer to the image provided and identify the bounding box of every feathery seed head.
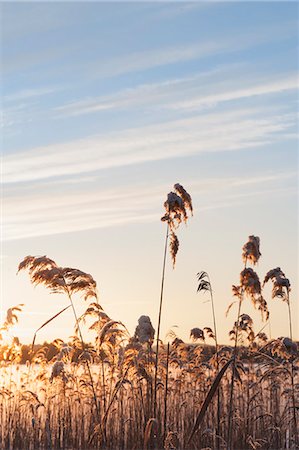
[242,236,261,265]
[264,267,291,301]
[240,268,261,296]
[174,183,193,215]
[50,361,64,381]
[163,191,186,228]
[239,314,253,331]
[190,328,205,342]
[18,256,98,300]
[239,268,269,320]
[169,232,179,267]
[162,184,193,230]
[281,337,297,356]
[134,315,155,345]
[161,184,193,267]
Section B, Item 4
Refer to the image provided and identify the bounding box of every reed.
[0,208,297,450]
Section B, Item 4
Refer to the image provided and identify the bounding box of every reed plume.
[263,267,291,302]
[242,235,261,265]
[264,267,297,445]
[153,184,193,421]
[134,315,155,345]
[228,235,264,450]
[196,271,220,448]
[18,255,100,417]
[190,328,205,342]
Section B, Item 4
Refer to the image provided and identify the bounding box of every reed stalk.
[153,223,169,418]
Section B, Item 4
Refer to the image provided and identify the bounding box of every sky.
[1,1,298,346]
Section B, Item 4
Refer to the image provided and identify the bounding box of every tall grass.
[153,184,193,419]
[0,331,297,449]
[0,193,298,450]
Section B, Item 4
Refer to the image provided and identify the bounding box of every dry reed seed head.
[242,235,261,265]
[58,344,72,358]
[161,184,192,268]
[263,267,291,301]
[6,309,13,324]
[272,337,298,359]
[18,256,64,292]
[232,285,242,299]
[203,327,216,340]
[89,312,111,333]
[18,255,58,278]
[61,267,98,298]
[239,314,253,331]
[281,337,298,356]
[162,191,187,227]
[172,337,184,348]
[12,336,20,347]
[79,351,92,362]
[134,315,155,344]
[50,361,64,381]
[240,268,261,295]
[97,320,126,346]
[169,231,179,267]
[18,256,98,300]
[31,267,66,292]
[256,332,268,343]
[162,184,193,229]
[174,183,193,215]
[197,271,211,293]
[190,328,205,341]
[257,296,269,321]
[263,267,285,284]
[239,268,269,320]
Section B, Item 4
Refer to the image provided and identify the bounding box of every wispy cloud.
[171,76,299,111]
[89,22,295,79]
[151,2,212,20]
[3,107,295,184]
[3,172,297,241]
[4,86,60,103]
[54,72,206,117]
[54,72,298,118]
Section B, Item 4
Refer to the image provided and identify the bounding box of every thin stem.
[227,294,242,450]
[287,298,293,341]
[287,294,298,447]
[207,275,221,450]
[207,274,218,353]
[153,223,169,418]
[65,287,100,420]
[163,342,170,441]
[227,259,247,450]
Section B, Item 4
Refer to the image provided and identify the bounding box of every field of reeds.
[0,184,298,450]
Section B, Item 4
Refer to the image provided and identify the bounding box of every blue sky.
[1,1,298,345]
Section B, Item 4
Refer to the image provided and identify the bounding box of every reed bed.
[0,185,298,449]
[0,338,298,449]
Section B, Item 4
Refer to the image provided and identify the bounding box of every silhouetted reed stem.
[287,295,298,447]
[206,274,218,353]
[207,275,221,450]
[227,260,247,450]
[163,342,170,441]
[65,289,100,420]
[153,223,169,418]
